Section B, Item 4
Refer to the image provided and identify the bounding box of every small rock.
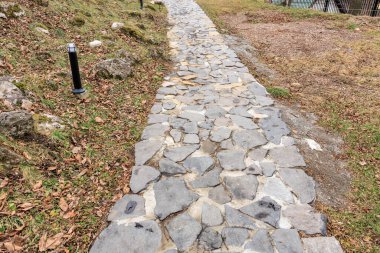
[169,129,182,143]
[94,57,133,79]
[260,161,276,177]
[225,205,257,230]
[154,178,198,220]
[217,150,246,170]
[21,99,33,111]
[130,165,160,193]
[221,227,249,247]
[248,148,267,161]
[246,163,262,175]
[35,27,49,34]
[240,196,281,227]
[209,184,231,204]
[159,158,187,175]
[0,110,33,138]
[183,134,200,144]
[166,213,202,251]
[199,228,223,250]
[0,80,25,104]
[224,175,258,200]
[202,203,223,226]
[210,127,231,142]
[190,167,221,188]
[111,22,124,29]
[183,155,213,175]
[89,40,102,48]
[182,121,198,134]
[271,229,303,253]
[164,145,199,162]
[107,194,145,221]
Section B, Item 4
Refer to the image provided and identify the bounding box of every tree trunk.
[348,0,362,15]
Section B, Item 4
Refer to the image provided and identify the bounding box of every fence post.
[371,0,379,16]
[323,0,330,12]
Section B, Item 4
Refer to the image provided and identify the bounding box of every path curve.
[90,0,344,252]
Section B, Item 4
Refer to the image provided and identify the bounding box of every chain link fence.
[269,0,380,17]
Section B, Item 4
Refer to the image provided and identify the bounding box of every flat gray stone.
[221,227,249,247]
[201,140,218,154]
[182,121,198,134]
[179,111,205,122]
[224,175,258,200]
[271,229,303,253]
[199,120,213,130]
[163,102,176,110]
[170,117,189,129]
[184,156,214,175]
[166,213,202,251]
[302,237,344,253]
[202,203,223,226]
[90,221,161,253]
[217,150,246,170]
[263,177,294,204]
[268,146,306,167]
[260,161,276,177]
[229,106,252,118]
[246,163,262,175]
[283,204,327,235]
[205,106,227,119]
[232,130,267,149]
[164,145,199,162]
[130,166,160,193]
[210,127,232,142]
[170,129,182,143]
[107,194,145,221]
[183,134,200,144]
[240,197,281,227]
[209,184,232,204]
[256,107,290,144]
[230,115,258,129]
[199,129,210,140]
[190,167,221,188]
[225,205,257,230]
[279,168,316,204]
[151,103,162,114]
[248,148,268,161]
[141,123,169,140]
[244,229,274,253]
[154,178,199,220]
[159,158,187,175]
[199,228,223,251]
[135,140,163,165]
[148,114,170,124]
[220,139,234,149]
[158,87,177,95]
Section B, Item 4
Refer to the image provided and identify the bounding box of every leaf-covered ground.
[0,0,171,251]
[196,0,380,252]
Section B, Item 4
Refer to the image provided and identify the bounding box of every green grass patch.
[267,86,290,98]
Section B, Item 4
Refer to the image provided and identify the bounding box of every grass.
[197,0,380,252]
[0,0,170,251]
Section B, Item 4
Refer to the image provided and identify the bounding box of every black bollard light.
[139,0,143,9]
[67,43,86,95]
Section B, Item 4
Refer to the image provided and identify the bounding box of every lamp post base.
[72,88,86,94]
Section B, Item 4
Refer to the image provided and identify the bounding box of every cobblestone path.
[90,0,344,252]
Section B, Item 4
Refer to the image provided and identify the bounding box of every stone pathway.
[90,0,344,252]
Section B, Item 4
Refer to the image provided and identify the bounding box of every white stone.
[89,40,102,48]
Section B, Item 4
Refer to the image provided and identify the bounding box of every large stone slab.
[271,229,303,253]
[135,140,163,165]
[202,203,223,227]
[141,123,170,140]
[166,213,202,251]
[283,204,327,235]
[224,175,258,200]
[90,221,162,253]
[164,145,199,162]
[255,107,290,144]
[279,168,316,204]
[217,150,246,170]
[108,194,145,221]
[184,155,214,175]
[199,227,223,251]
[240,197,281,227]
[209,184,232,204]
[210,127,232,142]
[225,205,257,230]
[302,237,344,253]
[230,115,258,129]
[221,227,249,247]
[244,229,274,253]
[232,130,267,149]
[268,146,306,168]
[190,167,221,188]
[263,177,294,204]
[159,158,187,175]
[154,178,199,220]
[130,166,160,193]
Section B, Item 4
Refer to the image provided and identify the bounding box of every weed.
[267,86,290,98]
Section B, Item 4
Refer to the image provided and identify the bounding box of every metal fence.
[269,0,380,17]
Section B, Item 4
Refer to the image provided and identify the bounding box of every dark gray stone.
[244,229,274,253]
[240,197,281,227]
[246,163,263,175]
[0,110,34,137]
[108,194,145,221]
[199,228,223,250]
[256,107,290,144]
[230,115,258,130]
[159,158,187,175]
[225,205,257,230]
[271,229,303,253]
[190,167,221,188]
[209,184,232,204]
[221,227,249,247]
[154,178,198,220]
[217,150,246,170]
[279,168,316,204]
[205,105,227,119]
[166,213,202,251]
[130,166,160,193]
[260,161,276,177]
[94,57,133,79]
[248,148,268,161]
[224,175,258,200]
[268,146,306,167]
[135,140,163,165]
[232,130,267,149]
[170,117,189,129]
[184,156,214,175]
[90,221,161,253]
[164,145,199,162]
[0,80,25,104]
[202,203,223,226]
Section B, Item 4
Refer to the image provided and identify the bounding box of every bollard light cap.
[67,43,76,53]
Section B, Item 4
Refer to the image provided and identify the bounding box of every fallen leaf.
[0,178,9,188]
[94,116,104,123]
[33,180,43,190]
[45,233,64,250]
[72,146,81,154]
[23,152,31,160]
[38,233,47,252]
[59,198,69,212]
[0,191,7,200]
[63,211,76,219]
[3,241,22,252]
[19,202,34,211]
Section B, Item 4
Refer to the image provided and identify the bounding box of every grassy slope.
[1,0,170,252]
[197,0,380,252]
